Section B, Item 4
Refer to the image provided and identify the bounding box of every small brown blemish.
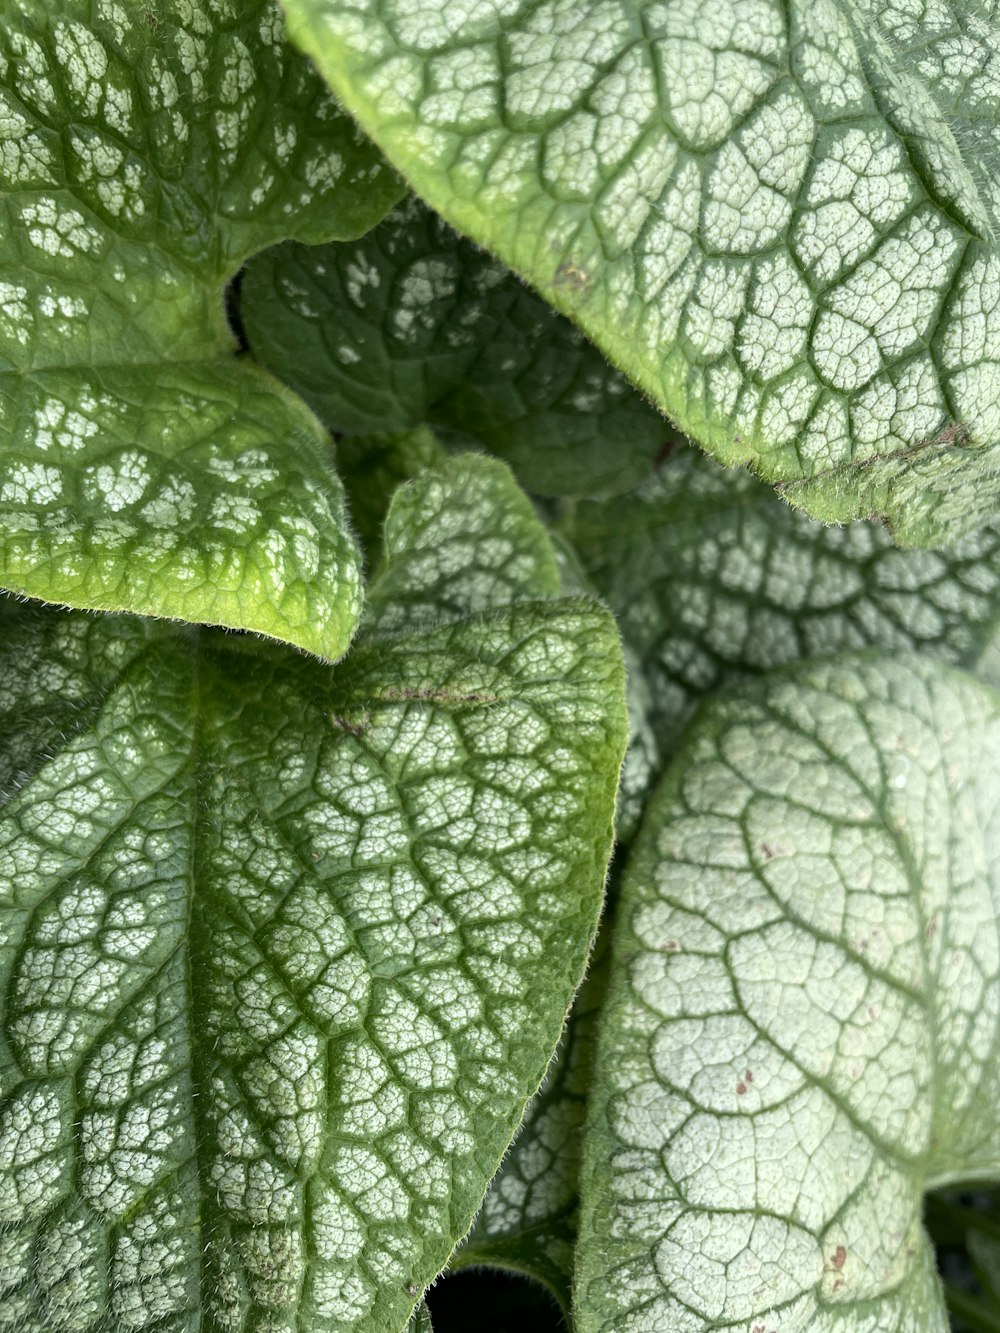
[736,1081,747,1096]
[554,260,592,292]
[924,915,939,940]
[744,1069,753,1083]
[663,939,679,953]
[832,1245,847,1271]
[760,842,776,861]
[911,421,971,453]
[374,687,499,706]
[331,714,367,739]
[934,422,970,447]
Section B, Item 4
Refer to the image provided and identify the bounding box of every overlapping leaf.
[0,0,401,657]
[407,1303,434,1332]
[243,197,669,497]
[453,919,612,1316]
[0,459,628,1332]
[568,448,1000,838]
[366,453,561,633]
[458,449,1000,1316]
[927,1191,1000,1330]
[336,426,446,568]
[578,656,1000,1331]
[284,0,1000,545]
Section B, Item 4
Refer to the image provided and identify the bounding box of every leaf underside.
[0,458,628,1333]
[0,0,401,658]
[578,655,1000,1331]
[242,197,670,499]
[284,0,1000,546]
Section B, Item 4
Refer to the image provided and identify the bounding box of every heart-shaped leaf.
[0,458,628,1332]
[282,0,1000,545]
[0,0,401,658]
[242,197,669,498]
[578,655,1000,1331]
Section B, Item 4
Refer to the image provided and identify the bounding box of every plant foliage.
[1,1,1000,1330]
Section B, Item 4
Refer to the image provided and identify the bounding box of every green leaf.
[357,452,586,1320]
[0,583,626,1331]
[567,448,1000,839]
[452,914,613,1317]
[0,457,627,1332]
[448,448,1000,1315]
[927,1192,1000,1332]
[0,0,401,658]
[283,0,1000,545]
[336,427,447,569]
[366,453,562,634]
[407,1303,434,1332]
[577,655,1000,1331]
[242,197,670,498]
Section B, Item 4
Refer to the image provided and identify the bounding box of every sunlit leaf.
[0,0,400,657]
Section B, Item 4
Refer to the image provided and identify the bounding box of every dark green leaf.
[243,199,669,498]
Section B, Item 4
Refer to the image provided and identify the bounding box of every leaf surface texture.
[578,655,1000,1331]
[0,0,400,657]
[243,198,669,498]
[283,0,1000,543]
[0,459,628,1332]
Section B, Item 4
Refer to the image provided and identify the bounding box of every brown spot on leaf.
[832,1245,847,1271]
[933,422,970,447]
[331,714,368,738]
[554,260,592,293]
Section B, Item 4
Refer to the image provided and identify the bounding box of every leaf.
[407,1302,434,1332]
[0,456,627,1332]
[576,654,1000,1331]
[366,453,562,634]
[452,911,613,1316]
[0,0,401,658]
[449,448,1000,1315]
[567,447,1000,839]
[0,586,626,1331]
[242,197,669,498]
[283,0,1000,545]
[336,427,447,568]
[926,1192,1000,1332]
